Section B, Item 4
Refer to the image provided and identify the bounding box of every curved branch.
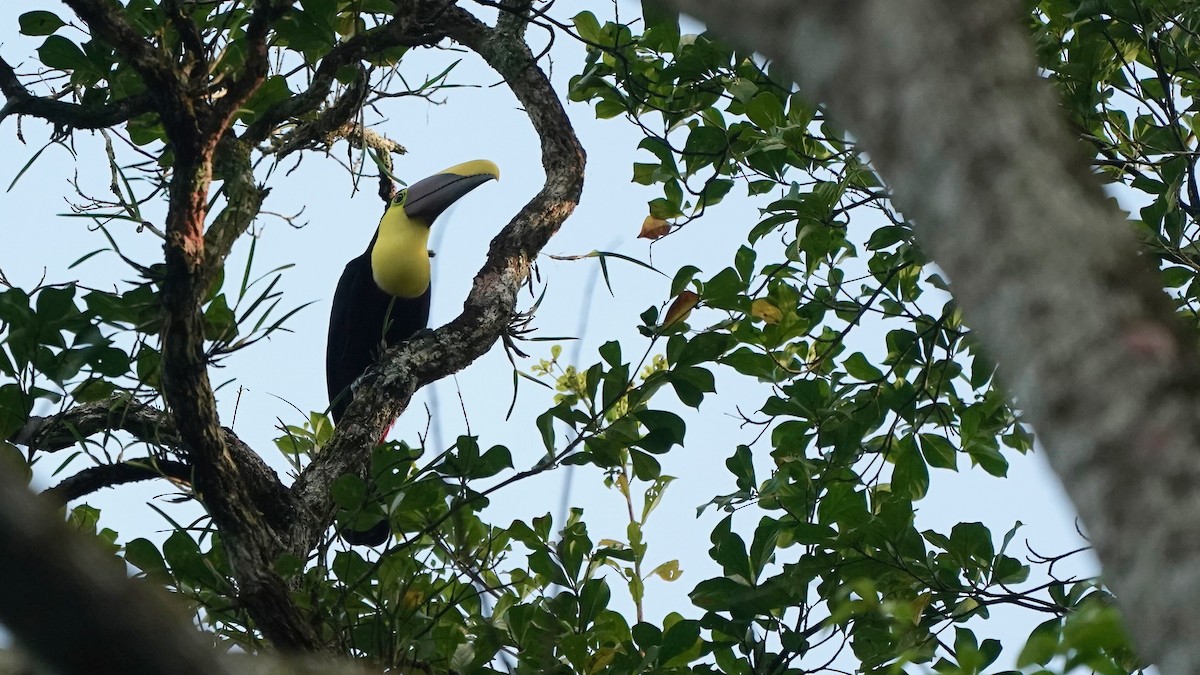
[210,0,294,133]
[112,0,318,649]
[61,0,174,89]
[288,5,586,552]
[45,458,193,503]
[13,398,177,452]
[495,0,533,40]
[59,0,203,146]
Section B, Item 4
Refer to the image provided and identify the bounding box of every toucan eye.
[393,189,407,205]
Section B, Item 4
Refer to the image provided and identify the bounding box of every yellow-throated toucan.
[326,159,499,545]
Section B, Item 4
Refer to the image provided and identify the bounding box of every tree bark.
[660,0,1200,671]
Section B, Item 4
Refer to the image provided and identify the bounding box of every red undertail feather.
[379,419,396,444]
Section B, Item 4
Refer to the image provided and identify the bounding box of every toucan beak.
[403,159,500,225]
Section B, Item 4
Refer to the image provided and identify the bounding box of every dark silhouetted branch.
[0,464,235,675]
[0,56,152,130]
[45,458,193,503]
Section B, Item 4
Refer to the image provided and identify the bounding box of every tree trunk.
[661,1,1200,671]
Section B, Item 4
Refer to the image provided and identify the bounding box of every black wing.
[326,252,431,421]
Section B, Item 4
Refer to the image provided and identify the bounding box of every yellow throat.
[371,204,431,298]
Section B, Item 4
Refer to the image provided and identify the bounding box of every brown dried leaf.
[639,215,671,240]
[663,290,699,327]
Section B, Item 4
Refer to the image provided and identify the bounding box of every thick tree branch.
[61,0,173,85]
[658,0,1200,670]
[76,0,324,648]
[61,0,192,141]
[13,398,177,451]
[210,1,295,132]
[9,398,295,530]
[266,70,375,159]
[495,0,533,40]
[204,137,269,283]
[163,0,208,76]
[288,5,586,552]
[0,55,152,129]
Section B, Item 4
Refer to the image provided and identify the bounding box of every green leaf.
[472,444,513,479]
[632,622,662,650]
[918,433,958,470]
[19,11,66,36]
[669,366,715,409]
[744,91,785,130]
[892,435,929,500]
[844,352,884,381]
[630,449,661,480]
[967,439,1008,477]
[536,407,558,451]
[595,99,626,119]
[330,474,367,509]
[238,75,293,124]
[709,515,751,580]
[572,11,604,44]
[38,35,89,71]
[670,265,701,296]
[162,530,213,586]
[682,126,727,174]
[1018,618,1062,667]
[635,409,686,452]
[676,332,735,367]
[578,578,610,629]
[0,385,31,440]
[699,178,735,208]
[725,445,755,491]
[866,225,910,250]
[125,538,168,579]
[658,619,700,665]
[598,340,622,367]
[991,554,1030,584]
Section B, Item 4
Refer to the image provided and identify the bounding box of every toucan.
[326,159,499,545]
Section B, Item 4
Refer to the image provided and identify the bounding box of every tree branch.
[0,55,152,130]
[243,1,447,146]
[44,458,193,504]
[210,1,295,133]
[495,0,534,40]
[265,69,376,159]
[204,137,269,284]
[61,0,188,137]
[9,398,295,530]
[72,0,324,648]
[288,4,585,552]
[657,0,1200,670]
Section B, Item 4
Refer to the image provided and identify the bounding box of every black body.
[325,235,431,422]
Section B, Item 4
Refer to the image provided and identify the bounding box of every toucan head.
[394,159,501,226]
[370,159,500,299]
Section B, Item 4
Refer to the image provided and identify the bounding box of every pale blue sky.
[0,2,1095,668]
